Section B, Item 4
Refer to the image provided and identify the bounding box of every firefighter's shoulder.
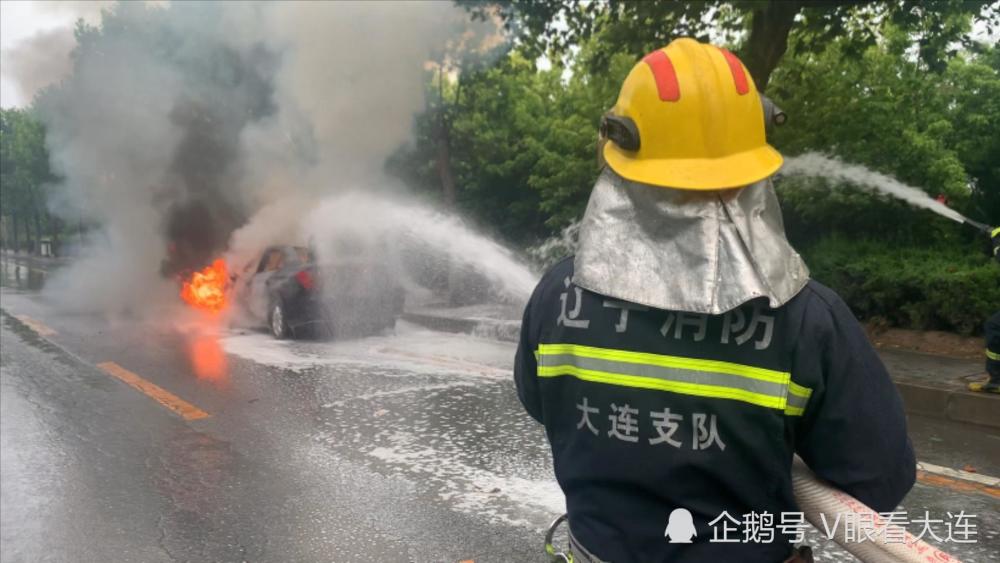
[530,255,576,301]
[788,279,857,326]
[783,279,873,378]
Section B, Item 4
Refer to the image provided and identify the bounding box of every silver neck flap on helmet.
[573,169,809,315]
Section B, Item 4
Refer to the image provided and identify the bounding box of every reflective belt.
[537,343,811,416]
[988,349,1000,362]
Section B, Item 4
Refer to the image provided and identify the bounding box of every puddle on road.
[0,260,47,291]
[313,379,563,530]
[221,323,560,530]
[219,322,515,377]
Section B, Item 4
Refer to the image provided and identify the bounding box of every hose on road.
[792,457,960,562]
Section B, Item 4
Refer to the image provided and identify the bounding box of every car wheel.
[269,300,289,339]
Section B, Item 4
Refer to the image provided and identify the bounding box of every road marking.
[917,471,1000,499]
[917,461,1000,499]
[13,314,57,336]
[918,461,1000,487]
[96,361,210,421]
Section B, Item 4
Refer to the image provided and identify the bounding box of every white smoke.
[0,0,112,107]
[29,1,502,316]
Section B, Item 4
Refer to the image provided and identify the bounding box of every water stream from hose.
[304,191,539,303]
[780,152,969,224]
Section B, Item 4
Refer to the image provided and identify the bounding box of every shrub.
[801,237,1000,335]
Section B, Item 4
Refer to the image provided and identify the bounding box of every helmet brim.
[603,142,784,190]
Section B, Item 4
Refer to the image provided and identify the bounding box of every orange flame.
[180,259,229,313]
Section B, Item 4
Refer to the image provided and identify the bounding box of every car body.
[232,245,403,339]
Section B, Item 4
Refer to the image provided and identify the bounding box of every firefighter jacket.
[514,257,916,563]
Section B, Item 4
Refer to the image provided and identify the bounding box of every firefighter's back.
[520,257,806,561]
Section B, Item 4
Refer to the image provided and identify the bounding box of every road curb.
[402,311,1000,429]
[896,381,1000,429]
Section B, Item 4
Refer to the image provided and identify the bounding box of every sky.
[0,0,111,108]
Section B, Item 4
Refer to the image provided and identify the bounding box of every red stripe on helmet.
[718,48,750,95]
[642,50,680,102]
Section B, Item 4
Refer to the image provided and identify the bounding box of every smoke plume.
[32,1,495,315]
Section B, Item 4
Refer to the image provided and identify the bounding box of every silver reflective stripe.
[785,392,809,412]
[539,353,787,400]
[785,382,812,416]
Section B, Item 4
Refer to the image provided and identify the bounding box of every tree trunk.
[11,212,20,253]
[33,210,42,255]
[50,214,61,256]
[434,67,461,302]
[741,1,802,90]
[436,119,456,207]
[435,67,457,208]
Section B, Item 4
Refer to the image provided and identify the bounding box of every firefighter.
[515,38,915,563]
[969,227,1000,394]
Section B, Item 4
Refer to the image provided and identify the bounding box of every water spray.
[779,153,995,235]
[961,217,994,235]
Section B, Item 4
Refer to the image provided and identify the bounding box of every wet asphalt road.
[2,256,999,563]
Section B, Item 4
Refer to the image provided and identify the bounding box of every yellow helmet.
[601,38,783,190]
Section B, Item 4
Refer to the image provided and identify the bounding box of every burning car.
[230,244,404,339]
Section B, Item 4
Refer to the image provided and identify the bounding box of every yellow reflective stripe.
[536,343,814,416]
[992,226,1000,238]
[785,381,811,417]
[988,349,1000,361]
[789,381,812,399]
[538,343,789,384]
[537,364,786,409]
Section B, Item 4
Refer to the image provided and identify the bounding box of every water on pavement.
[2,255,998,562]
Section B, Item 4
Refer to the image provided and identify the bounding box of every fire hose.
[544,459,962,562]
[791,457,960,563]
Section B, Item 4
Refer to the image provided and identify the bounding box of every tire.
[269,300,290,339]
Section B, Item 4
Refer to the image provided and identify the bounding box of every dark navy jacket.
[514,257,915,562]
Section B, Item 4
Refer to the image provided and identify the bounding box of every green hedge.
[801,237,1000,335]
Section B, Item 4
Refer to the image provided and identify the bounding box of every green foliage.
[0,108,56,250]
[770,33,1000,227]
[391,1,1000,333]
[5,1,998,330]
[767,35,1000,334]
[389,49,628,243]
[468,0,997,86]
[766,34,1000,319]
[803,237,1000,335]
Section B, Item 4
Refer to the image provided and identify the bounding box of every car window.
[265,250,284,272]
[256,251,271,273]
[256,249,284,273]
[293,247,313,264]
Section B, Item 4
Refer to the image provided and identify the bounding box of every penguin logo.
[665,508,696,543]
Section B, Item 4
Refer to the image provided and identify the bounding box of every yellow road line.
[96,361,210,421]
[917,470,1000,499]
[14,314,57,336]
